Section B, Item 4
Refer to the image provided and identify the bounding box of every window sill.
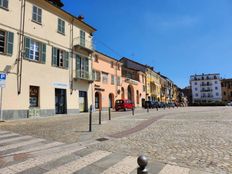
[57,31,65,36]
[24,58,43,64]
[0,52,12,57]
[31,19,42,26]
[52,65,68,70]
[0,6,9,11]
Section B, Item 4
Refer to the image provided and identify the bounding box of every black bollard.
[89,105,92,132]
[132,107,135,116]
[108,107,111,120]
[99,109,101,125]
[137,155,148,174]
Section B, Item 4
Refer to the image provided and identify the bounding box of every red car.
[115,99,135,111]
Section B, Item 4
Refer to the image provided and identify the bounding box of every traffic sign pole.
[0,87,3,121]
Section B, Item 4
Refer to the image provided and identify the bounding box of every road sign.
[0,73,6,88]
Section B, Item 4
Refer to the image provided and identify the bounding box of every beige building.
[92,51,122,110]
[0,0,96,119]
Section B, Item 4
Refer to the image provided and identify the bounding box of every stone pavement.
[0,130,212,174]
[1,107,232,173]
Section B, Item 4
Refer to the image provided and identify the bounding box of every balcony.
[200,83,212,86]
[73,37,94,53]
[125,78,139,85]
[201,89,212,92]
[74,70,93,82]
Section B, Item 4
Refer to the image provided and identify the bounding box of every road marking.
[0,146,85,174]
[159,164,190,174]
[101,156,137,174]
[0,136,32,145]
[0,133,18,139]
[7,141,65,156]
[0,138,45,152]
[44,150,111,174]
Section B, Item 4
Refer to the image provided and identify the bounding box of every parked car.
[144,101,159,109]
[115,99,135,111]
[227,102,232,106]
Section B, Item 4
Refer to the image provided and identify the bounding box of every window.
[194,82,197,85]
[30,86,39,107]
[215,81,218,84]
[117,64,120,70]
[32,6,42,24]
[76,55,89,79]
[216,92,219,96]
[93,70,100,82]
[57,18,65,34]
[117,77,121,86]
[0,0,8,9]
[52,47,69,68]
[143,85,146,92]
[94,55,98,62]
[231,91,232,97]
[102,72,108,84]
[111,62,114,68]
[195,88,198,91]
[195,93,198,97]
[224,92,226,96]
[80,30,85,47]
[24,37,46,63]
[0,29,14,55]
[111,75,115,85]
[215,86,218,90]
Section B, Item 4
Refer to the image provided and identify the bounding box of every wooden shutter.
[52,47,57,66]
[41,43,46,64]
[24,37,30,59]
[64,51,69,69]
[6,31,14,55]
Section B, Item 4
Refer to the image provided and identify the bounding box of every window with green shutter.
[0,29,14,56]
[80,30,85,47]
[57,18,65,34]
[24,36,46,63]
[32,5,42,24]
[52,46,69,69]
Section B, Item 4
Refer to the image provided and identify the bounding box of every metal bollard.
[89,105,92,132]
[132,107,135,116]
[108,107,111,120]
[156,106,158,111]
[137,155,148,174]
[99,109,101,125]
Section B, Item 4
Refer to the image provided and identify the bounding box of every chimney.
[78,15,84,21]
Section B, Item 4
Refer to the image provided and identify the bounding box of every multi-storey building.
[190,74,222,103]
[119,58,146,107]
[0,0,96,119]
[146,68,161,101]
[160,74,173,102]
[92,51,122,110]
[221,79,232,102]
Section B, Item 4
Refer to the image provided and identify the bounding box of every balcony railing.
[200,83,212,86]
[73,37,95,51]
[201,89,212,92]
[74,70,93,81]
[125,78,139,85]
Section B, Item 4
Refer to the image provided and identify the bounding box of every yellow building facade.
[146,68,161,101]
[0,0,96,119]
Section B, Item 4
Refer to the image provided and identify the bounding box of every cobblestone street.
[0,107,232,173]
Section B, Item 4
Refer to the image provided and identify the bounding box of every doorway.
[55,89,67,114]
[79,91,88,112]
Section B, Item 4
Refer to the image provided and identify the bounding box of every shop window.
[29,86,39,107]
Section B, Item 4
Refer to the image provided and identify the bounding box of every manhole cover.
[96,137,109,142]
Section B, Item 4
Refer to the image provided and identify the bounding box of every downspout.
[17,0,26,95]
[70,17,74,94]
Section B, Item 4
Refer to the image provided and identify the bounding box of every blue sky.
[62,0,232,88]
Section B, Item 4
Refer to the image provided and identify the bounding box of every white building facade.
[190,74,222,103]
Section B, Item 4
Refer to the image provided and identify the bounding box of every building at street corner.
[0,0,96,119]
[190,73,222,103]
[92,51,122,111]
[221,79,232,103]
